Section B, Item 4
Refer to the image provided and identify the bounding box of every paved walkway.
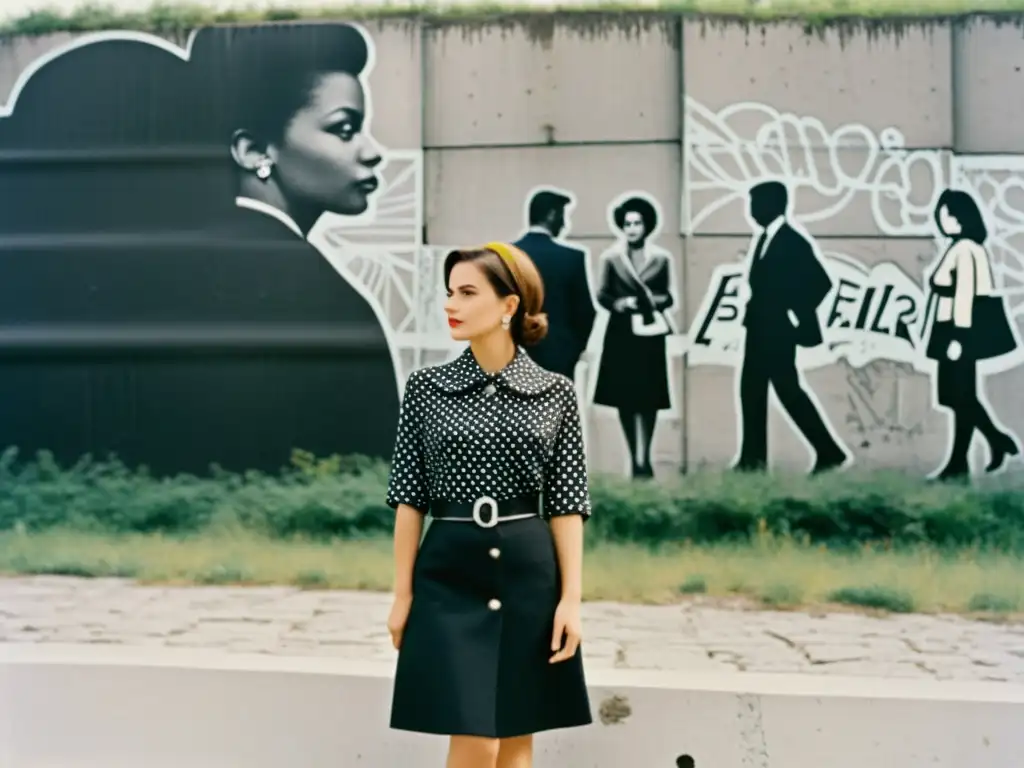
[2,576,1023,683]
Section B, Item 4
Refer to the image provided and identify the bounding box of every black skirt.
[389,512,593,738]
[593,314,670,410]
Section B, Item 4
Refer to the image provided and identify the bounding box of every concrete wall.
[2,17,1023,482]
[4,644,1024,767]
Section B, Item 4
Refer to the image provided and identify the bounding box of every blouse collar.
[235,196,304,239]
[429,346,560,397]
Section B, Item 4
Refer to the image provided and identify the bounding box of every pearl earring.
[255,158,273,180]
[501,315,511,330]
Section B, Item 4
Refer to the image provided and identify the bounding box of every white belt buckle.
[472,496,499,528]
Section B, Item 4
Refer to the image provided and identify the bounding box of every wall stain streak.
[598,693,633,725]
[736,693,770,768]
[429,12,680,47]
[843,360,926,449]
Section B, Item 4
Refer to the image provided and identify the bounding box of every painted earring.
[501,315,511,330]
[255,158,273,180]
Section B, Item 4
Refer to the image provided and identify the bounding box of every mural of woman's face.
[622,210,647,246]
[939,205,962,237]
[271,71,382,217]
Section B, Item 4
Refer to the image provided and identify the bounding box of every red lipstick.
[447,318,462,328]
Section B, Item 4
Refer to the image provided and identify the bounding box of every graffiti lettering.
[687,253,926,372]
[826,279,917,341]
[692,272,742,347]
[822,257,922,356]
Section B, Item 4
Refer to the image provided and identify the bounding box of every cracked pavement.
[2,576,1023,683]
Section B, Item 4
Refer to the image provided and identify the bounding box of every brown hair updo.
[443,242,549,347]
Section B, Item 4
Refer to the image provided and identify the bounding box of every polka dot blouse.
[385,346,592,521]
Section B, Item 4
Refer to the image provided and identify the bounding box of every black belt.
[430,494,540,528]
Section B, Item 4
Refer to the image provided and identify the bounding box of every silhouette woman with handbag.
[923,188,1020,479]
[592,193,676,479]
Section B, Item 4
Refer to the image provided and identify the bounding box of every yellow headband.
[484,241,518,271]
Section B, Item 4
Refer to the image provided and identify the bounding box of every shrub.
[678,575,708,594]
[2,447,1024,551]
[967,592,1018,613]
[760,583,804,608]
[827,585,916,613]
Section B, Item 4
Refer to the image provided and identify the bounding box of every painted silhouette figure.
[923,188,1020,479]
[593,193,675,479]
[733,181,849,473]
[512,188,596,380]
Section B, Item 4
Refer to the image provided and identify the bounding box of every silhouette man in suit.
[733,181,849,474]
[513,189,596,380]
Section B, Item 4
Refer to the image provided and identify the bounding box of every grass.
[5,0,1024,39]
[2,527,1022,617]
[1,450,1023,618]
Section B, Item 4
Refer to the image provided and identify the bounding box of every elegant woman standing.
[592,193,675,479]
[385,242,593,768]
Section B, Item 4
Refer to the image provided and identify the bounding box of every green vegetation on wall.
[3,1,1024,39]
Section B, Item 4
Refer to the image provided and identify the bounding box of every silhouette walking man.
[733,181,849,473]
[513,188,596,380]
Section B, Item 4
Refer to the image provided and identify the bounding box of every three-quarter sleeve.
[543,381,592,522]
[385,369,430,512]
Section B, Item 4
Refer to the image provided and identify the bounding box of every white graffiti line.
[380,162,418,205]
[685,97,877,227]
[373,198,419,217]
[318,245,416,320]
[308,151,426,387]
[951,156,1024,321]
[994,260,1024,287]
[683,96,944,237]
[324,152,422,242]
[872,150,947,236]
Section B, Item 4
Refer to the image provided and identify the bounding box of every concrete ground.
[2,575,1023,684]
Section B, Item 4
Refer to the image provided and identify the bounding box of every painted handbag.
[631,310,671,336]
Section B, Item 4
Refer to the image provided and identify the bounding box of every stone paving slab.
[2,576,1023,683]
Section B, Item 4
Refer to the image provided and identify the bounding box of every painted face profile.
[271,71,383,218]
[226,22,386,235]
